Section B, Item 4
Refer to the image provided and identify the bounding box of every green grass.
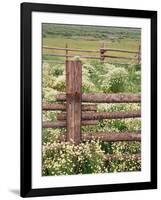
[42,24,141,64]
[42,24,141,40]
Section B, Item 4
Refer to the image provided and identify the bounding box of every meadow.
[42,24,140,64]
[42,24,141,176]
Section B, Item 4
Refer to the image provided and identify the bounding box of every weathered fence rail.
[56,110,141,121]
[43,120,99,128]
[43,46,99,53]
[43,61,141,160]
[43,46,139,54]
[56,93,141,103]
[50,131,141,142]
[100,47,138,54]
[44,53,101,59]
[43,44,141,64]
[81,132,141,142]
[43,102,97,111]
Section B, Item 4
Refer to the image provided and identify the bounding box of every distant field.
[42,24,141,64]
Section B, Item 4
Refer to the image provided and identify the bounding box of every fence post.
[65,43,68,62]
[100,42,105,62]
[138,45,141,64]
[66,61,82,144]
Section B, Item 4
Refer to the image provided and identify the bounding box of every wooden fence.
[43,44,141,64]
[43,61,141,161]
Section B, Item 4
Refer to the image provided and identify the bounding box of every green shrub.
[42,88,58,102]
[126,64,141,92]
[51,64,64,77]
[101,66,128,93]
[42,141,105,175]
[53,75,66,92]
[82,66,96,92]
[105,153,141,172]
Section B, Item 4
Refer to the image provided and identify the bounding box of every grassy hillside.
[42,23,141,40]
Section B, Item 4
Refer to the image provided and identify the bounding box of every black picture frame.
[21,2,157,197]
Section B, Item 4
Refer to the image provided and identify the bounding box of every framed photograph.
[21,2,157,197]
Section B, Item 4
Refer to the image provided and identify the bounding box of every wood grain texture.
[42,120,98,128]
[82,132,141,141]
[42,102,97,111]
[54,131,141,142]
[66,61,82,144]
[56,93,141,103]
[57,110,141,120]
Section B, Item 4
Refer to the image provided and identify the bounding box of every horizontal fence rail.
[100,48,138,54]
[57,110,141,120]
[44,53,101,59]
[82,132,141,141]
[43,53,136,60]
[56,93,141,103]
[43,102,97,111]
[54,131,141,142]
[43,60,65,64]
[43,120,99,128]
[104,55,136,60]
[43,45,141,64]
[43,46,139,54]
[43,46,99,53]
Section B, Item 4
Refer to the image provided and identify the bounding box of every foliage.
[53,75,66,92]
[105,154,141,172]
[43,141,105,175]
[101,66,128,93]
